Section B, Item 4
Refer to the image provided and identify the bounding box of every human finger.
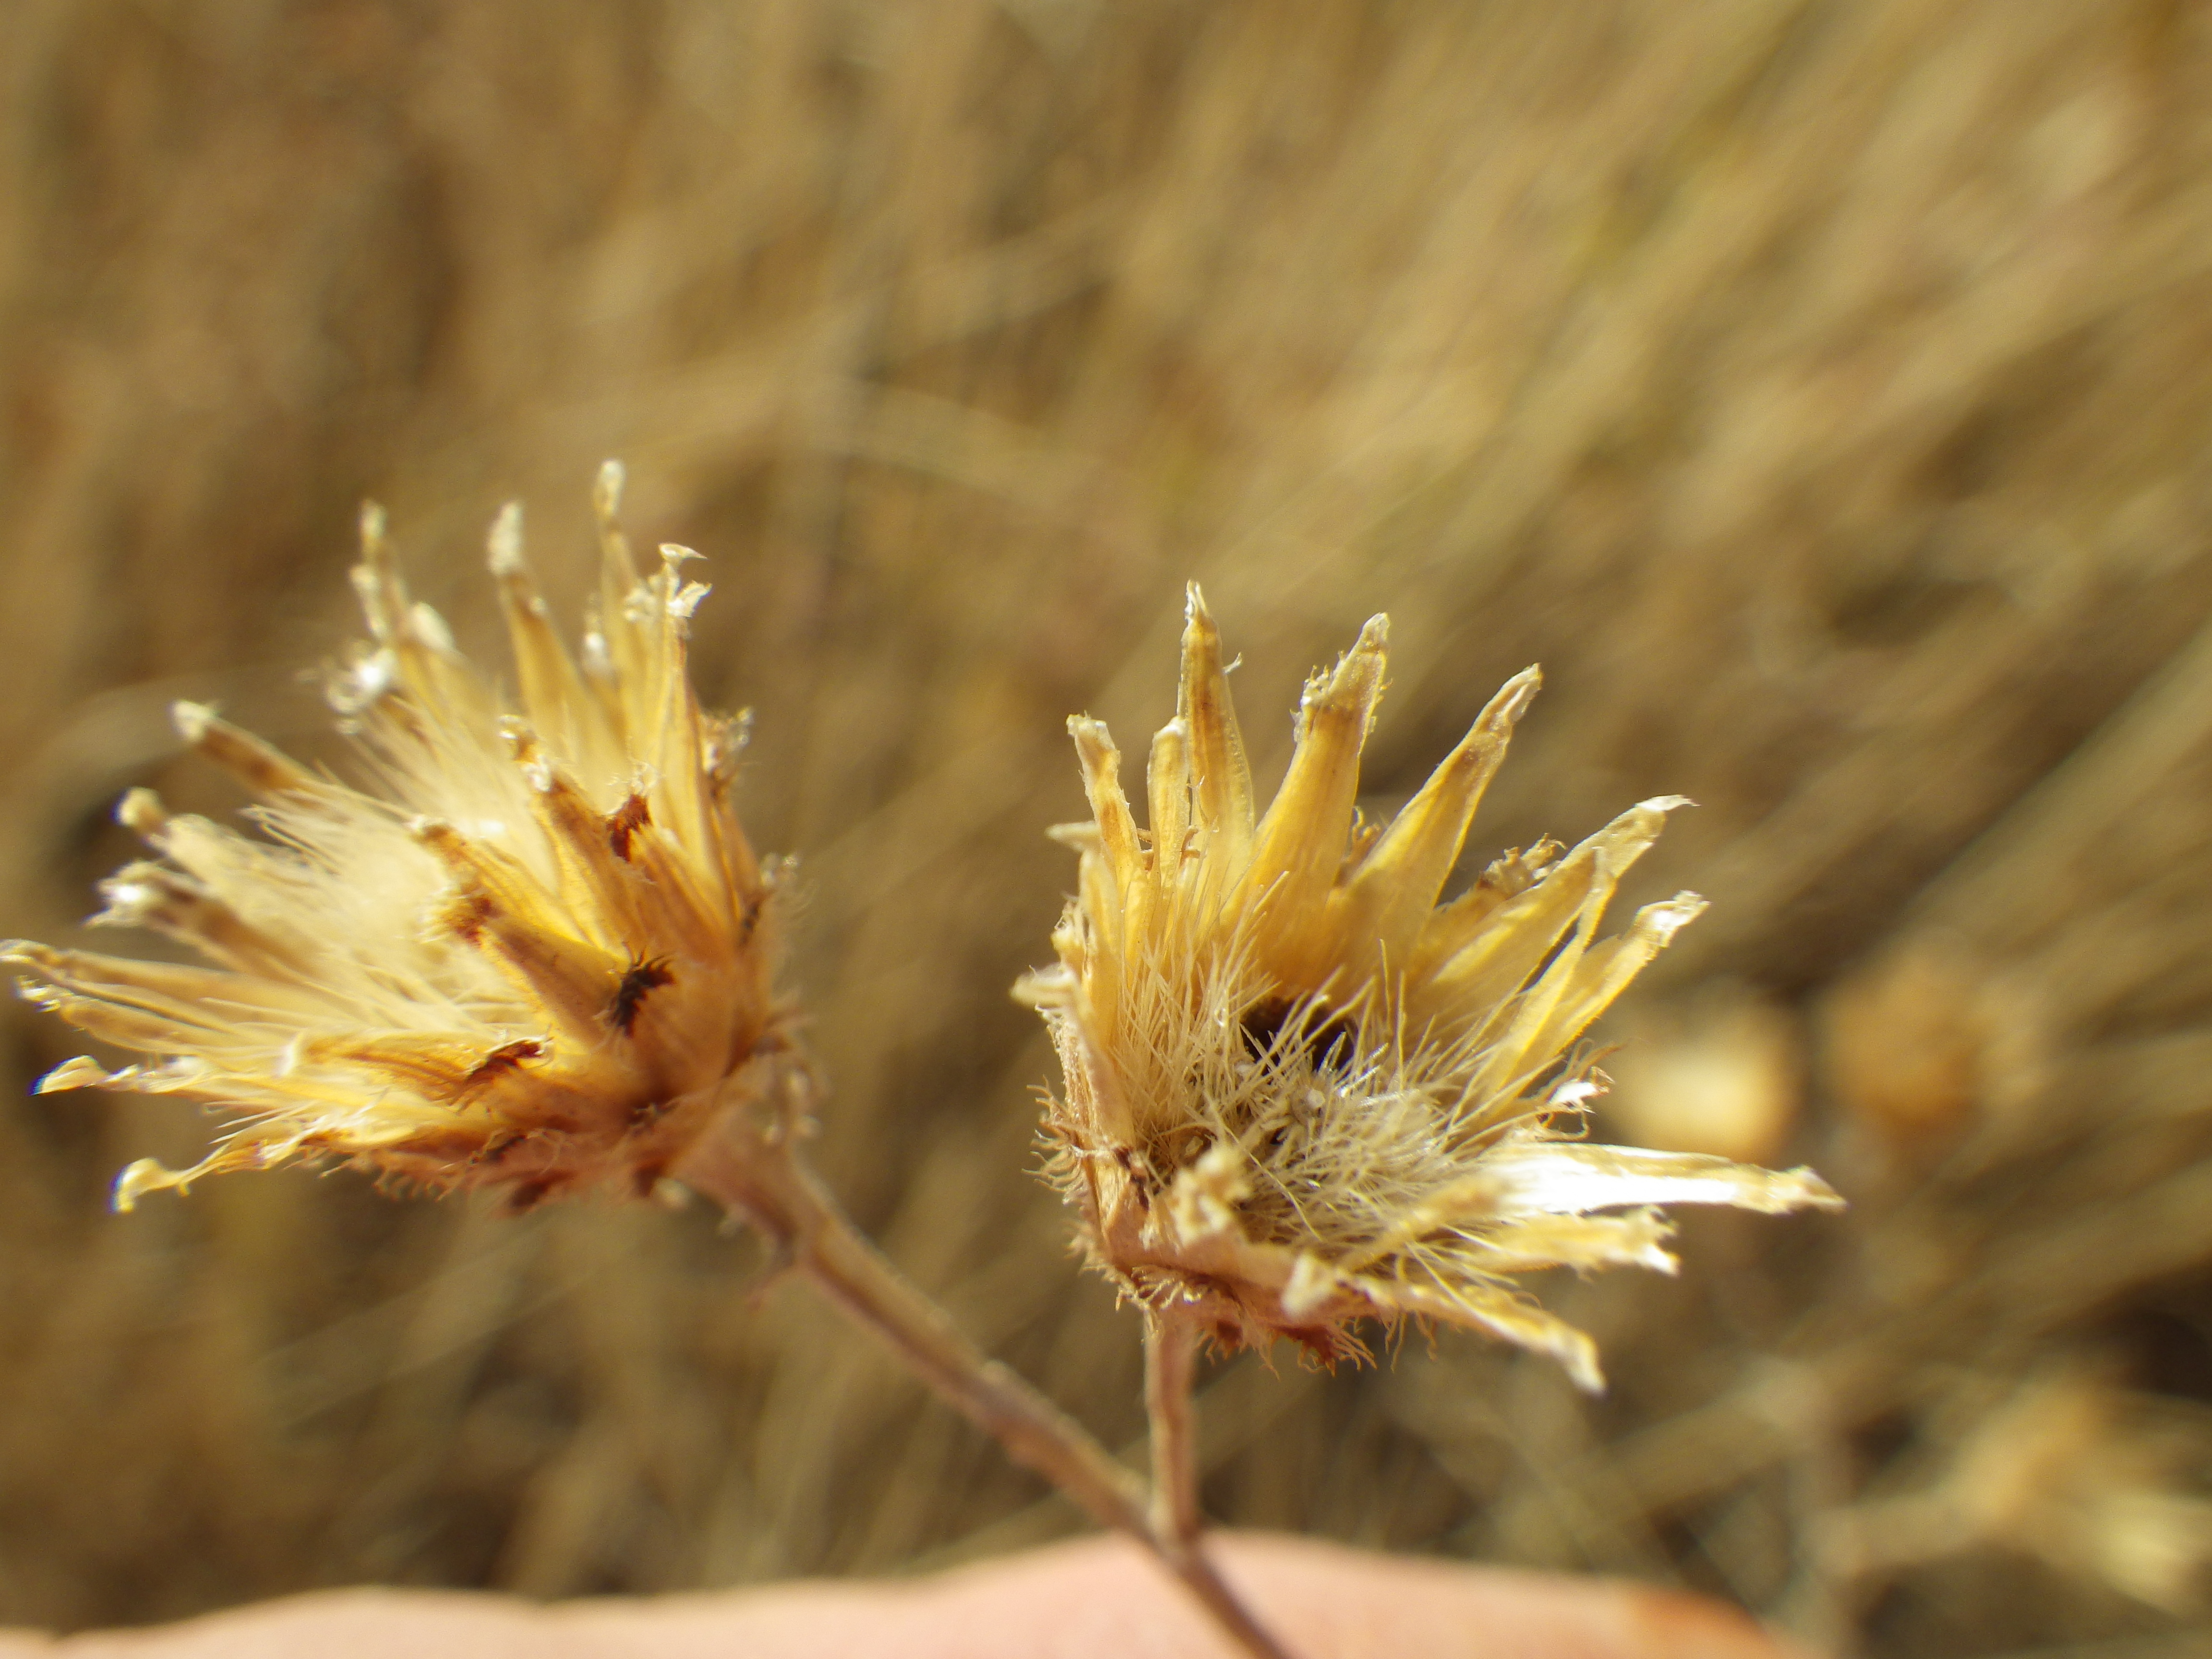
[0,1531,1800,1659]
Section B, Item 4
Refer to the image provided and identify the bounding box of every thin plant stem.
[1146,1309,1205,1548]
[675,1113,1296,1659]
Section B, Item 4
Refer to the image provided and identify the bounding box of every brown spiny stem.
[1146,1308,1205,1548]
[674,1109,1295,1659]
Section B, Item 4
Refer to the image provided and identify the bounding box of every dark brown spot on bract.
[607,954,675,1035]
[606,794,652,861]
[1112,1144,1155,1209]
[439,886,496,945]
[464,1039,544,1088]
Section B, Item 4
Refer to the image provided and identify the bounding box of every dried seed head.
[8,465,786,1212]
[1817,937,2047,1152]
[1017,587,1841,1389]
[1831,1369,2212,1615]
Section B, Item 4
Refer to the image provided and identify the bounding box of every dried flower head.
[1831,1368,2212,1615]
[1018,589,1842,1388]
[7,465,783,1212]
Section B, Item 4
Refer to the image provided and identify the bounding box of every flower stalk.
[1145,1309,1206,1549]
[674,1109,1293,1659]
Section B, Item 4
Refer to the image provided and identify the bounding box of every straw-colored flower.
[6,465,783,1212]
[1018,589,1841,1389]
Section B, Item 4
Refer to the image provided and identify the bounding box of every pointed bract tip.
[1781,1167,1849,1211]
[595,459,625,521]
[407,602,455,655]
[1564,1336,1605,1395]
[1011,962,1075,1008]
[359,501,387,547]
[487,501,526,575]
[116,788,168,839]
[1306,613,1390,716]
[36,1056,110,1094]
[1182,584,1222,642]
[1487,666,1543,729]
[1646,890,1709,944]
[112,1157,182,1214]
[1045,820,1104,854]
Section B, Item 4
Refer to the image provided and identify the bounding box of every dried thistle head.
[7,464,785,1212]
[1018,588,1841,1388]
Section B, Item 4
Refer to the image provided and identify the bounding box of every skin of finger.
[0,1534,1803,1659]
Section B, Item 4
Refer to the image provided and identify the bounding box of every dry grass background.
[4,1,2212,1653]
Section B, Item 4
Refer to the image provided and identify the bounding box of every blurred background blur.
[4,2,2212,1654]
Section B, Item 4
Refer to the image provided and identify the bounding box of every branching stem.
[675,1115,1293,1659]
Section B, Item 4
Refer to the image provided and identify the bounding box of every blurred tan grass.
[6,2,2212,1654]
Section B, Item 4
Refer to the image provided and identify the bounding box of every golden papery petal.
[1177,587,1254,877]
[1411,794,1688,1051]
[1070,717,1142,900]
[171,701,324,800]
[1326,665,1540,994]
[1357,1272,1606,1393]
[490,502,623,780]
[1476,1135,1845,1217]
[1236,614,1388,988]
